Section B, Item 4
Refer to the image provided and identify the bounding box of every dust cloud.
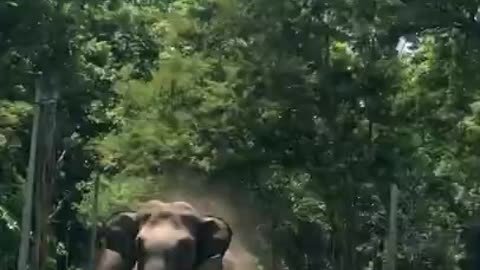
[139,166,272,270]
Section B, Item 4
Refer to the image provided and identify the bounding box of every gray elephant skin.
[95,200,233,270]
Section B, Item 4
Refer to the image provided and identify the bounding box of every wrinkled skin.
[96,200,232,270]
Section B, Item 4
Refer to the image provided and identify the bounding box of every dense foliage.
[2,0,480,270]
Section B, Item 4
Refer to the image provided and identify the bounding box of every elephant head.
[95,200,233,270]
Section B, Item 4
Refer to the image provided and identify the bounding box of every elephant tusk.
[209,254,222,259]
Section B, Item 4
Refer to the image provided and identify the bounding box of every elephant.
[95,200,233,270]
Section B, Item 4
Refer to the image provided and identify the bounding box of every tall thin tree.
[17,74,59,270]
[17,77,43,270]
[383,184,399,270]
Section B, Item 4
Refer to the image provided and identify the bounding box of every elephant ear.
[101,211,142,268]
[195,215,233,267]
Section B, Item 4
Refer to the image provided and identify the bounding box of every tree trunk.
[18,74,59,270]
[37,75,58,270]
[383,184,399,270]
[88,175,101,270]
[17,78,42,270]
[271,217,281,270]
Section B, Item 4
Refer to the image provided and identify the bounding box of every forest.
[2,0,480,269]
